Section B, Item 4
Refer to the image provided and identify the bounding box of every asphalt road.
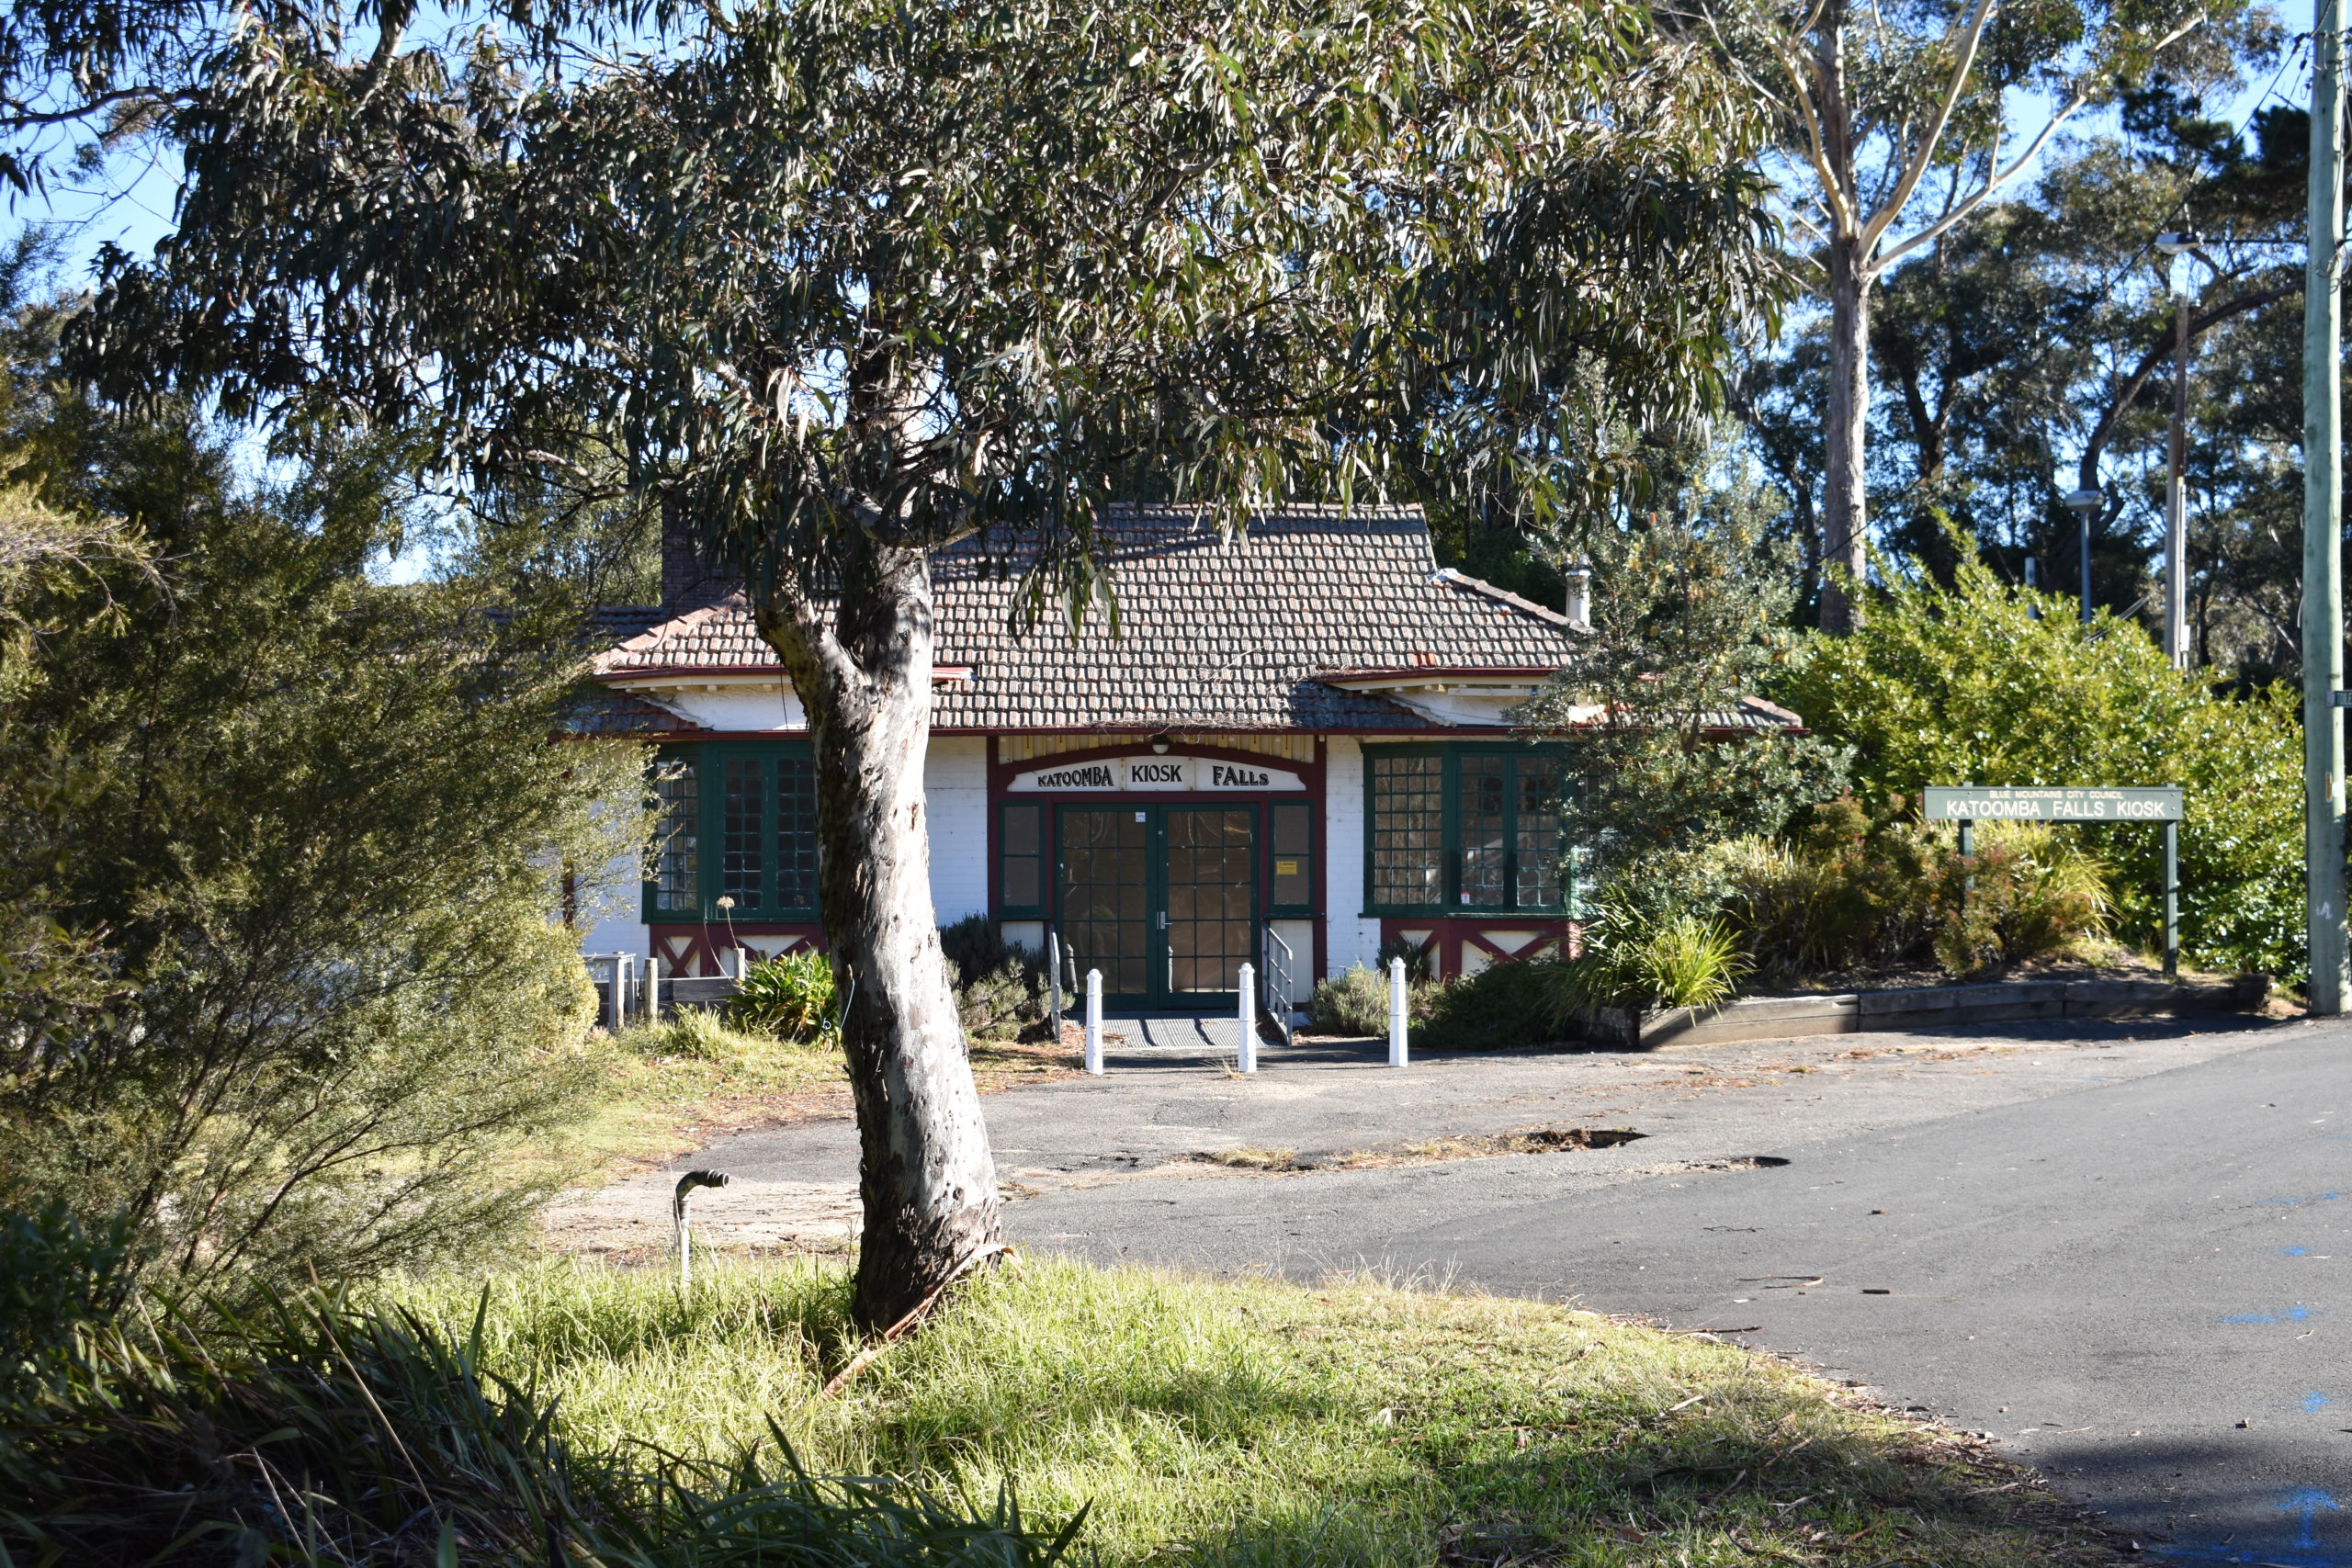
[662,1013,2352,1564]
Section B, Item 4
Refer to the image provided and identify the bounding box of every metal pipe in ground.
[1237,964,1257,1074]
[1388,956,1409,1067]
[1084,969,1104,1075]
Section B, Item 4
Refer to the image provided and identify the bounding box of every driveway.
[569,1010,2345,1564]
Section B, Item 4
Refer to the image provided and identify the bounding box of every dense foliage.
[1780,547,2301,977]
[1522,457,1852,882]
[0,266,639,1297]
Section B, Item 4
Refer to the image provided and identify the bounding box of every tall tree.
[1708,0,2264,630]
[75,0,1781,1327]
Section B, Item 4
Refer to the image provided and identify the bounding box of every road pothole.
[1188,1126,1649,1174]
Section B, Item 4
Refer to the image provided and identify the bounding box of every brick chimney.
[660,495,737,612]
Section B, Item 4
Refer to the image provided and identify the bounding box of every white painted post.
[1388,955,1409,1067]
[1085,969,1104,1075]
[1237,963,1257,1074]
[645,959,661,1024]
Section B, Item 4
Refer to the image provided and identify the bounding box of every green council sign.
[1921,785,2183,823]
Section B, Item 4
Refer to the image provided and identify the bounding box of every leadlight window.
[1458,755,1508,908]
[652,759,698,910]
[722,757,765,908]
[1370,754,1444,907]
[1365,747,1568,913]
[641,743,820,921]
[776,756,820,909]
[1516,760,1565,908]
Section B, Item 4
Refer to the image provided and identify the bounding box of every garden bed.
[1596,972,2271,1049]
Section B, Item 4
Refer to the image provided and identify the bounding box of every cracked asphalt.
[588,1010,2351,1565]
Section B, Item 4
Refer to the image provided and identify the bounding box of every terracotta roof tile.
[595,506,1576,730]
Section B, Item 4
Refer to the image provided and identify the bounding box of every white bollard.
[1388,955,1409,1067]
[1237,963,1257,1074]
[1085,969,1104,1075]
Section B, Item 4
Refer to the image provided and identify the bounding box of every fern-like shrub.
[727,951,841,1043]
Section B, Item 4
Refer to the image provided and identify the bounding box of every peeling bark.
[754,531,1001,1333]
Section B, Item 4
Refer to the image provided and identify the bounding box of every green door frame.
[1057,803,1258,1010]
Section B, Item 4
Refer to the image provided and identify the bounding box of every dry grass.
[1188,1128,1650,1176]
[391,1257,2123,1568]
[570,1010,1079,1177]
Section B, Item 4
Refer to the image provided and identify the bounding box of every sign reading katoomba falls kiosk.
[1922,785,2184,823]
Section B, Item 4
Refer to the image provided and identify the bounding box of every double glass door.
[1058,806,1256,1007]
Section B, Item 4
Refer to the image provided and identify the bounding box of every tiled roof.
[595,506,1578,731]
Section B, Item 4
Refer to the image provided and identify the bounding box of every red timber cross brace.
[647,923,827,979]
[987,736,1329,1003]
[1374,919,1577,984]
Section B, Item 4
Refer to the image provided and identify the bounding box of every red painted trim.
[1375,917,1577,982]
[648,922,826,977]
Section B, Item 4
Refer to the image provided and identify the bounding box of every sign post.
[1923,786,2186,977]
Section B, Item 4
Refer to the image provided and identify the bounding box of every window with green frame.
[644,741,820,921]
[1364,746,1567,913]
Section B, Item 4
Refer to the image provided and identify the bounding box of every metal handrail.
[1261,924,1295,1046]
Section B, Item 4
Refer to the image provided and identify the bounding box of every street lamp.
[2154,230,2204,670]
[2062,486,2102,626]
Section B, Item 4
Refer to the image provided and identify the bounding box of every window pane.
[776,755,820,910]
[1371,754,1442,907]
[1270,800,1311,907]
[1001,804,1043,910]
[722,757,766,910]
[1516,761,1564,908]
[1458,755,1506,908]
[653,759,698,909]
[1004,803,1040,856]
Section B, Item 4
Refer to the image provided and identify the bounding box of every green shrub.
[1715,804,2112,982]
[1413,956,1567,1051]
[1542,889,1747,1021]
[1307,964,1390,1034]
[937,915,1046,1040]
[616,1003,775,1062]
[1932,820,2112,975]
[1779,542,2297,978]
[957,953,1045,1041]
[728,950,840,1042]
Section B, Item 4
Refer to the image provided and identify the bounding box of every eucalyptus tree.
[76,0,1782,1327]
[1700,0,2268,631]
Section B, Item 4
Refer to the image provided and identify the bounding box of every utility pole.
[2306,0,2347,1017]
[2157,231,2202,670]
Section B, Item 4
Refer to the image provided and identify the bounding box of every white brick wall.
[1323,738,1382,976]
[926,736,990,924]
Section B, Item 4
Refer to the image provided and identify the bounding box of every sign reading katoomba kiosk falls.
[1921,785,2184,823]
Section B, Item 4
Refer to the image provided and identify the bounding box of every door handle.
[1156,911,1168,930]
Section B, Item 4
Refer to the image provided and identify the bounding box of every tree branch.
[1875,13,2206,273]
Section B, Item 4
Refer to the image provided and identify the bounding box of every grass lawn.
[396,1257,2120,1568]
[569,1010,1078,1174]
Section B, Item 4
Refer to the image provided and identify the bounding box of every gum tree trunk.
[1820,231,1871,635]
[755,531,1001,1333]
